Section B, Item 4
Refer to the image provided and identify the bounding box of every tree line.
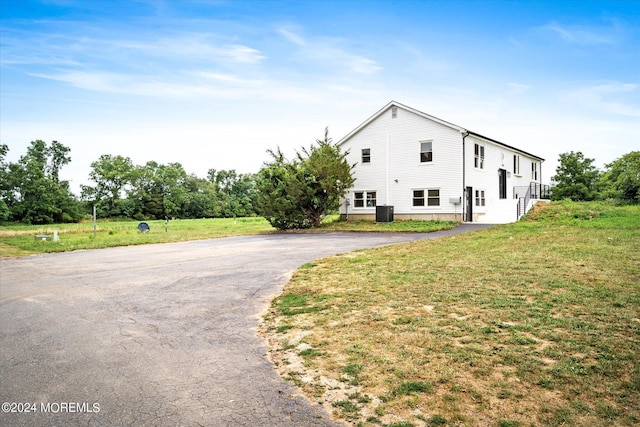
[0,138,638,227]
[550,150,640,203]
[0,129,355,229]
[0,140,259,224]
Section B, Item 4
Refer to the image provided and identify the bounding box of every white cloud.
[348,56,382,75]
[565,82,640,118]
[192,72,263,86]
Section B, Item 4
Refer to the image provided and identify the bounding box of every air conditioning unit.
[376,205,394,222]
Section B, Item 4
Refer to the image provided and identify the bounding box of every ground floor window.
[475,189,485,206]
[427,189,440,206]
[412,190,425,206]
[412,189,440,207]
[354,191,377,208]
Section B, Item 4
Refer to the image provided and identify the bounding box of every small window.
[354,192,364,208]
[362,148,371,164]
[391,106,398,118]
[531,162,538,180]
[474,144,485,169]
[475,190,486,206]
[366,191,377,207]
[514,155,521,175]
[427,189,440,206]
[420,141,433,163]
[354,191,376,208]
[412,190,425,207]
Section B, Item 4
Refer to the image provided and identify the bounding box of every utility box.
[376,205,394,223]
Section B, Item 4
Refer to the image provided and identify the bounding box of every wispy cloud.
[565,82,640,118]
[277,27,306,46]
[541,21,620,46]
[276,26,381,76]
[507,82,531,95]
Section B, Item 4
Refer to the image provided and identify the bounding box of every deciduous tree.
[551,151,601,201]
[601,151,640,203]
[3,140,82,224]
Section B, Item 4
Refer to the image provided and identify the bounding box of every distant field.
[0,217,274,257]
[0,216,458,257]
[262,201,640,427]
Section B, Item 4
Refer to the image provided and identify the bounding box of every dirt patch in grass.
[261,202,640,426]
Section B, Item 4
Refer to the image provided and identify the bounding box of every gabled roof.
[337,101,544,162]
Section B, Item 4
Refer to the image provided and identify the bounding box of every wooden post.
[93,205,97,238]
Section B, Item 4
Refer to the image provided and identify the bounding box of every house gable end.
[338,101,544,163]
[337,101,465,148]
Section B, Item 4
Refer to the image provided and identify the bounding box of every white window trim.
[531,162,539,180]
[411,189,426,208]
[361,148,371,165]
[475,189,486,207]
[411,188,441,209]
[353,190,377,209]
[419,140,434,165]
[474,143,485,170]
[514,154,521,176]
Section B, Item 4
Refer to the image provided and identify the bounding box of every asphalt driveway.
[0,225,491,426]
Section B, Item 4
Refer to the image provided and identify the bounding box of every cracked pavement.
[0,225,491,426]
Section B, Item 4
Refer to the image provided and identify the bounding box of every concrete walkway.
[0,225,491,426]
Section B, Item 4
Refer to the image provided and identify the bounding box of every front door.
[465,186,473,222]
[498,169,507,199]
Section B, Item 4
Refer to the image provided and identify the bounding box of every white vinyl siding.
[339,103,543,223]
[340,105,462,214]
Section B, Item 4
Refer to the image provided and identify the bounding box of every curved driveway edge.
[0,224,492,426]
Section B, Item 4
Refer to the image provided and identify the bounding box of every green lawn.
[262,201,640,427]
[0,217,274,257]
[0,216,458,257]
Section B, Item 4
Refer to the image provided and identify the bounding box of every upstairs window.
[354,191,377,208]
[361,148,371,164]
[532,162,539,180]
[420,141,433,163]
[514,154,521,175]
[474,143,485,169]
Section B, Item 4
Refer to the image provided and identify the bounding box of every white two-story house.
[338,101,548,224]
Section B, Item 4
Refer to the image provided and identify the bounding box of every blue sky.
[1,0,638,194]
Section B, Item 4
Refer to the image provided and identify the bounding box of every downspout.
[461,130,469,222]
[386,133,390,205]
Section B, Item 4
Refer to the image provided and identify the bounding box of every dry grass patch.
[261,202,640,426]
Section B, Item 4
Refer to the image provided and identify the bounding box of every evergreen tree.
[256,128,355,229]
